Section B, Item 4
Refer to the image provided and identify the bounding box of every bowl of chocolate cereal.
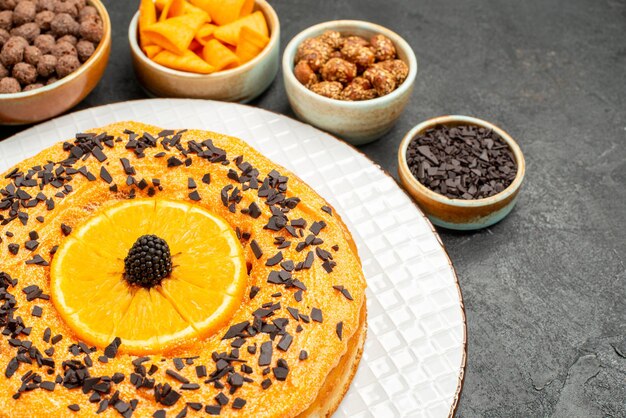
[282,20,417,145]
[0,0,110,125]
[398,115,526,230]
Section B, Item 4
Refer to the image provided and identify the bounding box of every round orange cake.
[0,122,367,417]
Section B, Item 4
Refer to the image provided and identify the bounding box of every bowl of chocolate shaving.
[398,115,526,230]
[282,20,417,145]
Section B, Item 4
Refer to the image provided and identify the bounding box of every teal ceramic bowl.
[398,115,526,230]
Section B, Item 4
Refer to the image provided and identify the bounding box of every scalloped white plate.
[0,99,466,418]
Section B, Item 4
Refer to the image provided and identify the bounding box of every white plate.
[0,99,466,418]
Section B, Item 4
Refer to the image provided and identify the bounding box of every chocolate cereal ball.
[0,36,26,66]
[35,9,54,30]
[36,52,55,76]
[363,66,396,96]
[293,59,317,88]
[309,81,343,100]
[79,15,102,43]
[11,22,40,43]
[0,61,7,77]
[55,53,78,77]
[12,1,36,26]
[22,82,43,90]
[12,61,37,84]
[320,57,356,84]
[0,0,16,11]
[57,34,77,45]
[51,40,76,58]
[36,0,55,12]
[51,13,79,37]
[23,44,41,65]
[78,5,96,22]
[34,33,54,53]
[75,38,93,62]
[55,0,78,18]
[0,10,11,31]
[45,74,56,84]
[0,28,9,47]
[370,34,396,61]
[0,76,20,93]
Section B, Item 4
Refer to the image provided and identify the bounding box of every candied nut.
[374,59,409,84]
[36,52,55,76]
[12,61,36,84]
[329,50,342,59]
[51,13,79,36]
[79,14,102,43]
[295,37,331,71]
[0,61,7,77]
[22,82,43,91]
[35,10,54,30]
[11,22,40,43]
[0,76,20,92]
[344,35,369,47]
[309,81,343,100]
[370,34,396,61]
[13,1,36,26]
[55,53,79,77]
[72,0,87,8]
[78,5,97,22]
[341,81,377,101]
[0,28,8,47]
[318,30,343,50]
[34,33,54,53]
[293,59,317,87]
[0,0,16,11]
[350,76,372,89]
[320,57,356,84]
[75,38,93,62]
[340,41,375,72]
[23,44,41,65]
[36,0,55,12]
[55,0,78,17]
[57,34,77,45]
[51,40,76,58]
[0,10,12,31]
[0,36,26,66]
[363,66,396,96]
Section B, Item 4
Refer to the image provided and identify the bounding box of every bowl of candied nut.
[282,20,417,145]
[0,0,110,125]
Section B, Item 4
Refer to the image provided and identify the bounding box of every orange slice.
[50,199,248,355]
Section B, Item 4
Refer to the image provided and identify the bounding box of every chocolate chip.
[188,190,201,201]
[61,223,72,236]
[311,308,323,323]
[336,321,343,340]
[250,240,263,259]
[232,398,246,409]
[104,337,121,358]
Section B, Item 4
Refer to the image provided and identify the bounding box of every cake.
[0,122,367,417]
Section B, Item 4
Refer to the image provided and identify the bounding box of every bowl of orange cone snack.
[128,0,279,102]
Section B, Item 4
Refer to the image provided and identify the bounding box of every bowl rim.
[398,115,526,207]
[128,0,279,79]
[282,19,418,108]
[0,0,111,101]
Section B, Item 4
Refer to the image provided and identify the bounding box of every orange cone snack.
[202,39,240,70]
[213,10,268,45]
[153,49,215,73]
[143,12,207,54]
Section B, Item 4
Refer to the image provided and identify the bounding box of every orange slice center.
[50,199,248,355]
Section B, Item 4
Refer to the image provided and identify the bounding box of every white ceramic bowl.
[128,0,279,103]
[282,20,418,145]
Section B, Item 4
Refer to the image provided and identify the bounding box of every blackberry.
[124,235,172,288]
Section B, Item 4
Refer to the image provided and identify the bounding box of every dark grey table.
[2,0,625,416]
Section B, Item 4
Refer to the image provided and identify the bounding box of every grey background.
[1,0,625,416]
